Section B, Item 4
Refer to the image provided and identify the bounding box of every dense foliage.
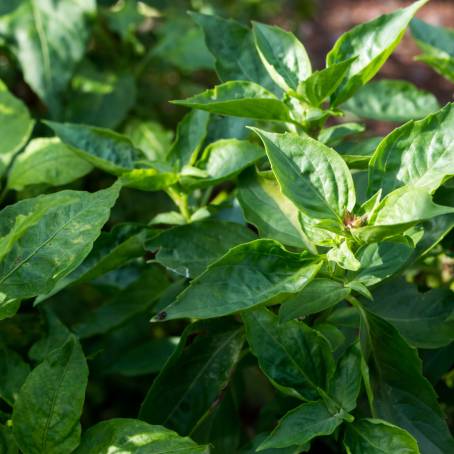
[0,0,453,453]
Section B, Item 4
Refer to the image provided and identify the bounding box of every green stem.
[0,186,9,205]
[166,187,191,222]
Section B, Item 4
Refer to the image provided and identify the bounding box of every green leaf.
[75,419,208,454]
[327,240,360,271]
[0,344,30,406]
[252,21,311,91]
[147,220,255,278]
[12,335,88,454]
[279,278,350,322]
[73,266,170,338]
[124,119,173,162]
[181,139,264,189]
[242,307,334,401]
[363,311,454,454]
[368,103,454,196]
[344,419,420,454]
[190,12,277,93]
[167,110,210,169]
[259,400,345,450]
[347,241,413,286]
[318,122,365,148]
[0,182,120,300]
[326,0,428,104]
[336,136,382,169]
[45,121,145,175]
[366,279,454,349]
[410,18,454,83]
[65,64,136,129]
[296,58,356,106]
[7,138,93,191]
[0,0,95,115]
[370,186,454,226]
[342,80,439,122]
[0,424,17,454]
[329,343,362,412]
[172,81,291,122]
[251,129,355,223]
[28,309,71,362]
[238,169,314,251]
[139,319,244,435]
[0,79,34,177]
[159,239,321,320]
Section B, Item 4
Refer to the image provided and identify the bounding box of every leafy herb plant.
[0,1,453,453]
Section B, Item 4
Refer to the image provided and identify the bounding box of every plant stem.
[166,187,191,222]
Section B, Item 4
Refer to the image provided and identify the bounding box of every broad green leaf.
[344,419,420,454]
[364,311,454,454]
[279,278,350,322]
[66,64,136,129]
[35,223,147,304]
[347,241,413,286]
[336,136,382,169]
[327,240,360,271]
[0,79,34,176]
[410,18,454,83]
[172,81,291,122]
[238,169,314,251]
[366,279,454,349]
[181,139,264,189]
[140,319,244,435]
[326,0,428,104]
[124,119,173,162]
[242,307,334,401]
[0,344,30,406]
[0,295,20,321]
[329,343,362,412]
[75,419,209,454]
[146,220,255,278]
[318,122,365,147]
[296,58,356,106]
[28,309,71,362]
[343,80,439,122]
[167,110,210,169]
[0,0,95,115]
[252,21,311,91]
[12,335,88,454]
[370,186,454,226]
[45,121,145,175]
[73,266,170,338]
[190,12,277,93]
[368,103,454,196]
[7,138,93,191]
[252,129,355,223]
[159,239,321,320]
[259,400,345,450]
[240,433,307,453]
[119,166,179,191]
[0,182,120,300]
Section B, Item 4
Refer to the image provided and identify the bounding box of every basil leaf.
[326,0,428,104]
[279,278,350,322]
[0,182,120,300]
[259,401,345,450]
[172,81,291,122]
[0,79,34,177]
[252,128,355,223]
[344,419,420,454]
[75,419,209,454]
[242,307,334,401]
[12,335,88,454]
[147,220,255,278]
[368,103,454,196]
[159,239,321,320]
[139,319,244,435]
[252,21,311,91]
[8,138,93,191]
[343,80,439,122]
